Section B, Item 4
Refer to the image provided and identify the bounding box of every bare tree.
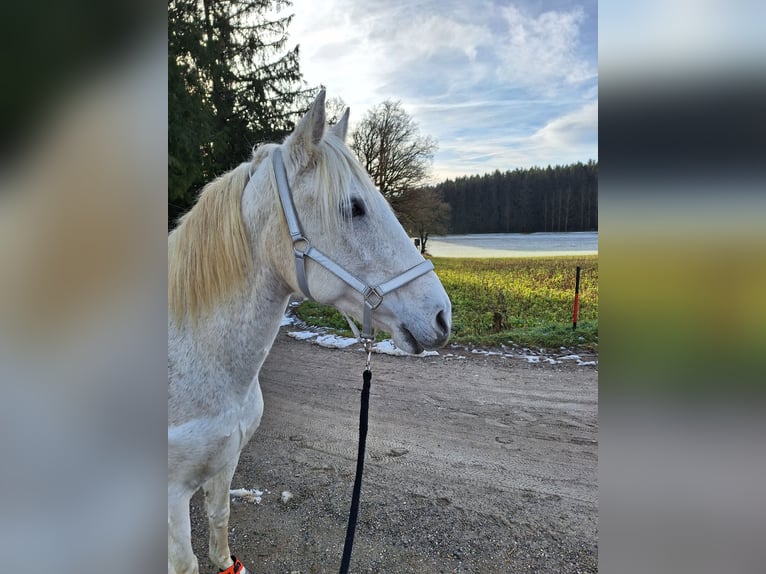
[325,96,347,125]
[393,187,451,254]
[350,100,437,200]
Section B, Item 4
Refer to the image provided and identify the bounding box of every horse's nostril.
[435,309,449,335]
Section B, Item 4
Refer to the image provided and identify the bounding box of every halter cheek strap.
[268,148,434,342]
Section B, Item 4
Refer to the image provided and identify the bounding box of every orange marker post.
[572,266,581,330]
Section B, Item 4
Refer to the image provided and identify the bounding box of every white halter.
[267,147,435,343]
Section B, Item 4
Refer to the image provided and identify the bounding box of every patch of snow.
[281,491,293,504]
[371,340,408,356]
[470,349,502,357]
[230,488,263,504]
[280,314,295,326]
[315,334,358,349]
[284,322,595,366]
[373,339,439,357]
[287,331,318,341]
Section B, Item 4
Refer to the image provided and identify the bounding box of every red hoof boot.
[219,556,247,574]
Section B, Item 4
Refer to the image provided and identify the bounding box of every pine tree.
[169,0,313,227]
[433,161,598,234]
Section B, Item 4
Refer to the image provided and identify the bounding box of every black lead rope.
[339,368,372,574]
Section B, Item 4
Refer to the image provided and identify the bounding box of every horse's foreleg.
[168,489,199,574]
[203,460,240,571]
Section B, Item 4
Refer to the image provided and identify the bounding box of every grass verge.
[293,255,598,351]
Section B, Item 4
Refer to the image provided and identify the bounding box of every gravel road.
[189,331,598,573]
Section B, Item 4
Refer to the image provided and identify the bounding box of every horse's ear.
[287,89,326,160]
[330,108,350,141]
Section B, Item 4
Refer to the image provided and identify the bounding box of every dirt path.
[190,332,598,573]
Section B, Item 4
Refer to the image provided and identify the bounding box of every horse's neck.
[182,267,291,400]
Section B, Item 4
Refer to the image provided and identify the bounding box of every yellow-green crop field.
[294,255,598,350]
[432,255,598,348]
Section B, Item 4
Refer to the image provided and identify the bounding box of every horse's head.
[265,91,451,353]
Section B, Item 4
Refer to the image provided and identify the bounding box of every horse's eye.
[351,198,366,218]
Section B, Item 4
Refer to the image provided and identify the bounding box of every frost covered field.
[427,232,598,258]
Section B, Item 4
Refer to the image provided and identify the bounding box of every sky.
[286,0,598,183]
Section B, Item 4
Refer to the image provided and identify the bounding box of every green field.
[294,255,598,350]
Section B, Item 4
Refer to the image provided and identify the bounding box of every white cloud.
[428,101,598,181]
[389,14,489,62]
[290,1,594,101]
[286,2,369,110]
[289,1,493,107]
[496,6,595,93]
[287,0,598,180]
[528,100,598,149]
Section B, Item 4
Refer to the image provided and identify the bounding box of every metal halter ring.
[362,287,384,310]
[292,236,311,257]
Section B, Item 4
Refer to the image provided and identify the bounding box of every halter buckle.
[362,337,374,371]
[362,287,384,309]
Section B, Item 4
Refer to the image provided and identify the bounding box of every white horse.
[168,91,451,574]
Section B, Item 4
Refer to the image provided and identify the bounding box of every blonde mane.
[168,162,253,324]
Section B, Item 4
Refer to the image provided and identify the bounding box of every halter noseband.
[267,147,434,343]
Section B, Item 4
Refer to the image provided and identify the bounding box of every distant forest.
[434,160,598,234]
